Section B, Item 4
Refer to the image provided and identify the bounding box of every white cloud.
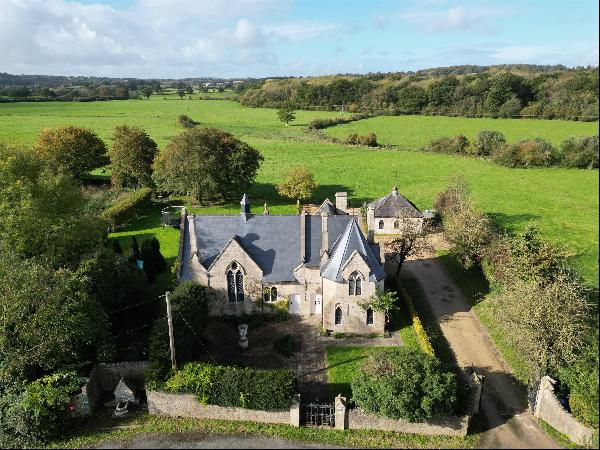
[398,5,511,33]
[264,21,340,41]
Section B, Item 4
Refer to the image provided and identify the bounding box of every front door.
[289,294,301,315]
[311,294,322,315]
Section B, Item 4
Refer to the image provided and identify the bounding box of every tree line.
[240,67,599,121]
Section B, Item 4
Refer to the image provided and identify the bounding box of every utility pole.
[165,291,177,370]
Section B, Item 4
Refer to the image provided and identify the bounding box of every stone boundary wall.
[534,376,595,446]
[147,390,300,427]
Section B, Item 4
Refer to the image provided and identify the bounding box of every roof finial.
[263,202,269,215]
[392,185,398,195]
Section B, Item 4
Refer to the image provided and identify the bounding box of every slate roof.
[321,219,386,282]
[180,211,356,283]
[369,186,423,218]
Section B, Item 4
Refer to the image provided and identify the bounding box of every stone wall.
[534,376,595,446]
[147,390,300,427]
[368,214,424,236]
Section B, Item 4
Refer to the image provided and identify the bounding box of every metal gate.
[302,401,335,427]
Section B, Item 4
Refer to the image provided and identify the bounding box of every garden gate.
[301,401,335,427]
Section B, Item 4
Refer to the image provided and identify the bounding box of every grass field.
[0,98,597,284]
[323,114,599,150]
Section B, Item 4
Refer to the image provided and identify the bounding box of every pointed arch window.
[366,307,374,325]
[378,220,384,230]
[335,305,343,325]
[348,272,363,296]
[227,262,244,303]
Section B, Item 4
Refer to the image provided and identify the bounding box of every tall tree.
[276,166,317,205]
[384,225,431,276]
[33,125,108,181]
[152,128,263,202]
[109,125,158,188]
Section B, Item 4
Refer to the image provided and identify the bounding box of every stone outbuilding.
[178,193,386,334]
[367,186,424,235]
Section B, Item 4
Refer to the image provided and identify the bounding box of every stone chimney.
[335,192,347,212]
[240,194,251,222]
[263,202,269,215]
[320,212,329,262]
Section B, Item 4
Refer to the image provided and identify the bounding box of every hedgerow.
[100,187,152,230]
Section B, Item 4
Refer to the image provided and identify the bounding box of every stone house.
[367,186,424,235]
[178,193,386,334]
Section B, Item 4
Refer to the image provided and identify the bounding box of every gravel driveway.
[402,251,559,449]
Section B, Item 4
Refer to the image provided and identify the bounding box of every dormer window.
[227,262,244,303]
[349,272,362,296]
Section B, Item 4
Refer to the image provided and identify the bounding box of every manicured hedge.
[163,362,296,411]
[101,187,152,229]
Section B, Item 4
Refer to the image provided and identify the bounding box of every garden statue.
[238,324,248,350]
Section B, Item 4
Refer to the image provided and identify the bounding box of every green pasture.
[0,99,597,284]
[323,114,599,150]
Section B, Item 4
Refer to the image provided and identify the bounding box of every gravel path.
[402,252,560,449]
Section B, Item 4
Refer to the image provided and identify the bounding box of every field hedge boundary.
[101,187,152,230]
[399,286,435,356]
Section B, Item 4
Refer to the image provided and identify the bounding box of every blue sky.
[1,0,598,78]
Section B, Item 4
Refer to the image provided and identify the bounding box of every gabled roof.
[369,186,423,218]
[316,198,347,216]
[320,219,386,282]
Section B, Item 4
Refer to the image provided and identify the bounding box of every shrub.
[351,348,457,421]
[140,237,167,283]
[433,175,470,217]
[471,129,506,156]
[560,135,599,169]
[0,372,85,445]
[492,138,559,168]
[178,114,199,128]
[100,187,152,230]
[344,133,378,147]
[559,337,599,428]
[424,135,469,154]
[162,362,296,411]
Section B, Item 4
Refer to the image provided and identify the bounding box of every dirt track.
[402,251,560,449]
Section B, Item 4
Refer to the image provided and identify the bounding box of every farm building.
[177,193,386,334]
[367,186,424,235]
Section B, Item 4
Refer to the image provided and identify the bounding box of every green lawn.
[0,99,597,284]
[323,114,599,150]
[325,346,391,400]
